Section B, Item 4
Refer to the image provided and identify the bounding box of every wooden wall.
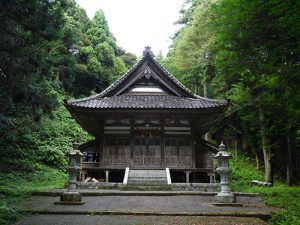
[80,137,214,171]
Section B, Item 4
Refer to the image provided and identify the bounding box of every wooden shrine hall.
[64,47,228,184]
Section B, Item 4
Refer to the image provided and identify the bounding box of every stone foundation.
[171,183,220,192]
[76,182,220,192]
[77,182,121,190]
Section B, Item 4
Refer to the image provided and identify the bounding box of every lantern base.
[54,191,85,205]
[215,192,236,203]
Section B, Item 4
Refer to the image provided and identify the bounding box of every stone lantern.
[55,145,85,205]
[213,142,236,203]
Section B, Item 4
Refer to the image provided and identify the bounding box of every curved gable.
[98,48,196,98]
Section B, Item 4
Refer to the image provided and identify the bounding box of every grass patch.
[229,155,300,225]
[0,165,67,225]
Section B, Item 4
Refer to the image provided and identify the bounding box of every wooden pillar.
[81,171,87,181]
[185,171,191,183]
[105,170,110,183]
[100,136,104,166]
[79,171,83,181]
[209,173,214,183]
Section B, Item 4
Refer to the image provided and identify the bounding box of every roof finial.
[143,46,153,56]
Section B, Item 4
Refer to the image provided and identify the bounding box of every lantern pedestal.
[55,148,85,205]
[215,192,236,203]
[213,143,237,204]
[55,192,85,205]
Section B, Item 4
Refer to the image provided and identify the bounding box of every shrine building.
[64,47,228,184]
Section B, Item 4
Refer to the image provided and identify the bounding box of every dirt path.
[15,215,268,225]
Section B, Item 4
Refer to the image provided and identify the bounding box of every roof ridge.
[98,54,147,97]
[149,54,196,98]
[102,94,197,98]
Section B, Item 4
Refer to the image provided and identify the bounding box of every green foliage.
[243,184,300,225]
[270,210,300,225]
[0,205,20,225]
[0,98,90,224]
[37,146,66,168]
[119,50,138,69]
[0,166,67,225]
[229,155,264,187]
[57,2,129,96]
[0,0,67,118]
[0,0,134,118]
[0,2,135,224]
[229,155,300,225]
[0,102,92,172]
[166,0,300,183]
[0,0,133,173]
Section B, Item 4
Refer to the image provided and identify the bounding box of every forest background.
[0,0,299,225]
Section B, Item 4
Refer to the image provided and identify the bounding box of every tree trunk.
[255,151,260,170]
[203,75,208,99]
[286,131,294,186]
[195,75,200,95]
[203,74,211,141]
[258,107,272,183]
[242,133,247,153]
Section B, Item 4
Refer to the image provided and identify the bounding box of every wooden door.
[147,137,161,165]
[133,137,161,167]
[102,137,130,166]
[164,138,192,168]
[133,137,147,165]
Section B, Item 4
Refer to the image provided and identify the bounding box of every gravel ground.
[15,215,268,225]
[15,193,275,225]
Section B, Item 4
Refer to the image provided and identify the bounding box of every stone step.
[129,178,167,181]
[127,169,168,185]
[129,170,166,177]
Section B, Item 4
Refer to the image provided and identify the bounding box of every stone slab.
[17,195,276,218]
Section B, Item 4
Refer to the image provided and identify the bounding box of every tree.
[0,0,67,121]
[166,0,300,183]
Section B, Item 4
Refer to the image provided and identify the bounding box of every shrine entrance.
[133,136,161,168]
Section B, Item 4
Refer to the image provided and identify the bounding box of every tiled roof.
[68,94,227,109]
[65,48,229,111]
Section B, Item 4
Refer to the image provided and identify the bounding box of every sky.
[75,0,185,57]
